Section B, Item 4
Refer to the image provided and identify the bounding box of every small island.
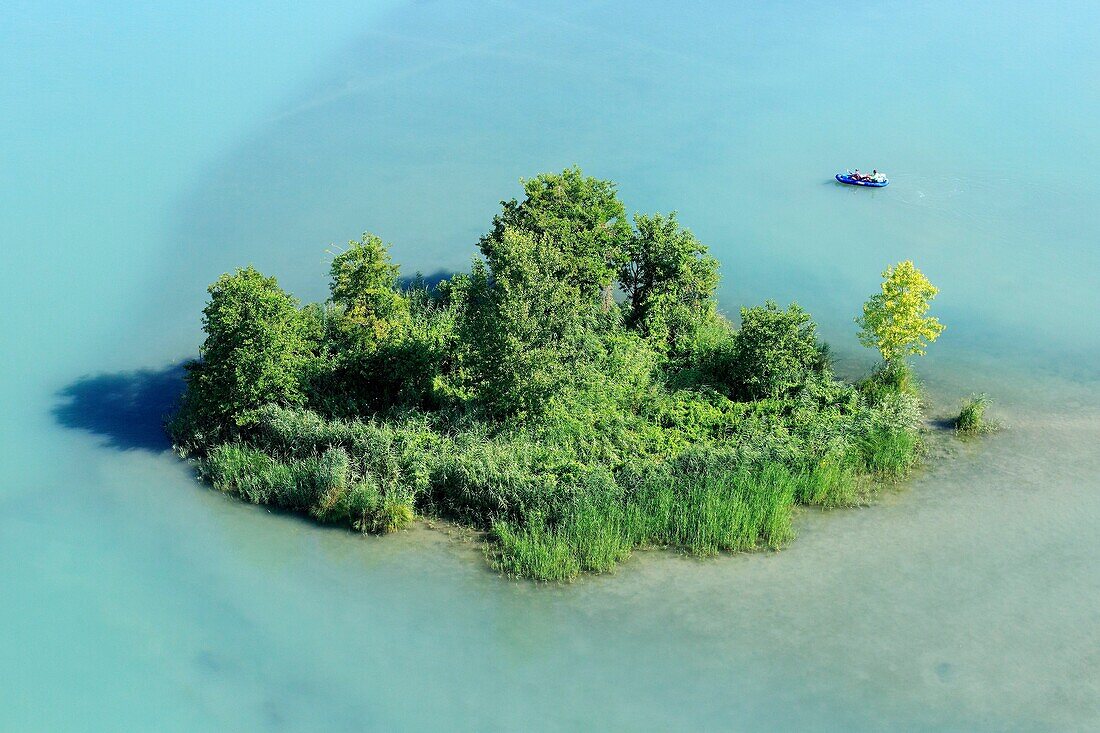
[171,167,956,581]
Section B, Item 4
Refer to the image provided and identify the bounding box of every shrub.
[858,360,921,405]
[730,301,825,400]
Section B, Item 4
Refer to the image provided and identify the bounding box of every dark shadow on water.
[398,269,458,291]
[53,266,458,455]
[53,362,188,452]
[928,416,959,432]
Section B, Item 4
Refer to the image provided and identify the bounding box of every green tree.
[731,301,823,399]
[480,167,631,300]
[310,236,463,416]
[460,228,602,418]
[182,267,311,435]
[329,232,408,345]
[619,212,719,354]
[856,260,944,365]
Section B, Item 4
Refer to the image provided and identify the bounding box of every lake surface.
[3,2,1099,729]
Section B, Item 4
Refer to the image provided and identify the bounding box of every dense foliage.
[171,168,942,581]
[174,267,313,443]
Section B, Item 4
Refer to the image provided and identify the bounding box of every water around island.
[2,2,1099,729]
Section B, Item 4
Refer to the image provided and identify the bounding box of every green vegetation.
[170,167,953,581]
[955,393,997,436]
[857,260,945,366]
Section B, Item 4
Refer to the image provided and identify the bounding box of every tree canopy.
[459,227,603,418]
[619,212,719,355]
[856,260,944,364]
[328,232,408,346]
[480,167,631,299]
[179,266,311,438]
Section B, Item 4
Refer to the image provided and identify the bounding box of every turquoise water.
[3,2,1099,729]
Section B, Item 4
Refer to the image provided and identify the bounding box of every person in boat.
[852,168,866,181]
[871,169,882,182]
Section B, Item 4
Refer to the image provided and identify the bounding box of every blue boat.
[836,171,888,187]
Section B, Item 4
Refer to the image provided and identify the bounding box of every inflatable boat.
[836,172,888,187]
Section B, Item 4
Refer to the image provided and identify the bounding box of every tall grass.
[188,350,933,582]
[857,428,919,480]
[492,517,584,582]
[194,398,926,580]
[955,393,995,436]
[198,404,923,580]
[200,443,413,533]
[201,443,296,505]
[491,462,797,582]
[792,459,864,508]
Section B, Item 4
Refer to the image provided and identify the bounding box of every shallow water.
[3,2,1099,730]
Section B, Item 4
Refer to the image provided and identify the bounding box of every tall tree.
[460,228,601,418]
[480,167,631,300]
[856,260,945,365]
[328,232,408,345]
[618,212,719,354]
[182,267,311,435]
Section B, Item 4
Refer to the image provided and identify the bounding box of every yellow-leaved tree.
[856,260,944,365]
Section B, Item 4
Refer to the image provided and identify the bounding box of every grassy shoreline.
[170,168,950,582]
[189,397,923,581]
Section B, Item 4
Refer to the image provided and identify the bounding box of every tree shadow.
[53,362,189,452]
[50,264,457,456]
[398,269,459,291]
